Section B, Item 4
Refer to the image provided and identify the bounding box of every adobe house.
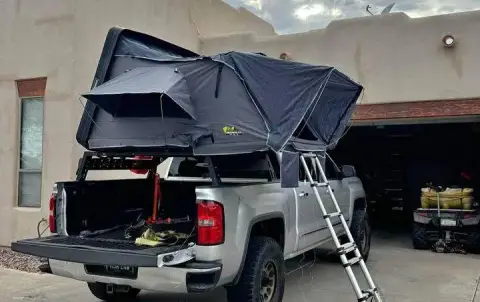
[1,0,480,244]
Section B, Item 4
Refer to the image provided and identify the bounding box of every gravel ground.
[0,247,43,273]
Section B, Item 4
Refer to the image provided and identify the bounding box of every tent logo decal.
[222,126,242,136]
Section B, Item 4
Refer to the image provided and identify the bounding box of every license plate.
[440,219,457,226]
[105,265,134,274]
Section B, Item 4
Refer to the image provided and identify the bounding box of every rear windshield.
[166,152,279,181]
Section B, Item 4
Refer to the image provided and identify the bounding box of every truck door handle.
[299,192,309,198]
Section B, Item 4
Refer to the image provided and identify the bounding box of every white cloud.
[243,0,263,11]
[331,7,343,17]
[294,4,327,20]
[294,3,344,21]
[225,0,480,34]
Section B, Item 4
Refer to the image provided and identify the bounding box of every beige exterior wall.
[2,1,480,245]
[0,0,274,246]
[201,11,480,105]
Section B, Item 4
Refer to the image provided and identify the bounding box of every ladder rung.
[343,256,362,267]
[311,181,329,188]
[336,242,357,255]
[301,153,317,158]
[323,212,342,219]
[358,288,379,302]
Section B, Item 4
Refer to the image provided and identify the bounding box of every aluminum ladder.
[300,153,383,302]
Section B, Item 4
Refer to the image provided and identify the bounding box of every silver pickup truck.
[12,151,370,302]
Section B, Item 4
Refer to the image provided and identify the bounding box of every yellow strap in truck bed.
[135,237,162,247]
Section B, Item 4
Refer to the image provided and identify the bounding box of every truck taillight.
[49,193,57,233]
[197,200,224,245]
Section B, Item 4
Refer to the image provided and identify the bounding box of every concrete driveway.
[2,233,480,302]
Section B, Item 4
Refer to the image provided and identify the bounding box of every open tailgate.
[12,236,195,267]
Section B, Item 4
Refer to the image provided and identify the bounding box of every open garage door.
[331,101,480,234]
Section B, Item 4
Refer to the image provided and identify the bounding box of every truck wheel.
[226,236,285,302]
[470,229,480,253]
[412,223,429,250]
[87,282,140,302]
[350,209,372,261]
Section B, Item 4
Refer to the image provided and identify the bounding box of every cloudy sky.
[224,0,480,34]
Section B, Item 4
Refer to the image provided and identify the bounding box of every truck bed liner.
[12,235,187,267]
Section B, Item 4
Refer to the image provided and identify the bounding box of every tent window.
[114,94,192,119]
[293,119,317,140]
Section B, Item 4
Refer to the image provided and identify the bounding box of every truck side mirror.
[341,165,356,178]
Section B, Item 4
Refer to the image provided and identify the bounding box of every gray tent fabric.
[213,52,334,151]
[116,36,187,59]
[84,59,269,153]
[281,151,300,188]
[82,66,196,120]
[303,70,362,145]
[82,53,362,155]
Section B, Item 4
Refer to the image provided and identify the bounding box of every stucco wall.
[3,1,480,245]
[0,0,274,245]
[0,0,77,245]
[201,11,480,105]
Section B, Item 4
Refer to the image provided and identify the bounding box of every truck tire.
[87,282,140,302]
[350,209,372,261]
[411,223,429,250]
[470,228,480,253]
[226,236,285,302]
[467,226,480,254]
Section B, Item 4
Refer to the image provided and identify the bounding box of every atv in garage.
[412,185,480,253]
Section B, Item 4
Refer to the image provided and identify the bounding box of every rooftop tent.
[77,28,363,154]
[77,28,363,187]
[82,53,362,155]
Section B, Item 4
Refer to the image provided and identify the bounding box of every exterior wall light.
[279,52,292,61]
[442,34,455,48]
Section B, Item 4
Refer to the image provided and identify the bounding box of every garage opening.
[331,121,480,234]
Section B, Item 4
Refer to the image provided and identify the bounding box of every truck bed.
[12,177,199,268]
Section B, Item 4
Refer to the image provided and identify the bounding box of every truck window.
[325,155,340,180]
[167,152,277,181]
[267,150,280,179]
[212,152,277,180]
[299,152,338,181]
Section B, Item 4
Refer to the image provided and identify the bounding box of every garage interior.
[330,119,480,234]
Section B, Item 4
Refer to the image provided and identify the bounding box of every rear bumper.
[413,210,480,227]
[12,236,223,294]
[50,259,222,294]
[413,210,480,245]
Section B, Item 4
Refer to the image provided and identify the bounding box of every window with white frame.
[18,97,44,207]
